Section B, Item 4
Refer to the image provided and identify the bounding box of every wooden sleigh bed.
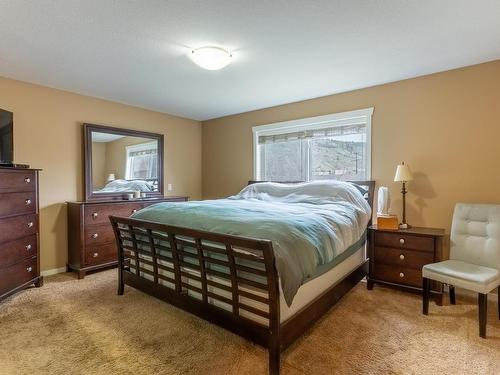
[110,180,375,375]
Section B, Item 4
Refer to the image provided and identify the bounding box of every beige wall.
[91,142,107,188]
[0,76,202,272]
[202,60,500,232]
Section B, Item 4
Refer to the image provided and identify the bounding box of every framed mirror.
[83,123,164,201]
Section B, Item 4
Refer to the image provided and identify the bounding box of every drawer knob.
[24,177,31,184]
[27,222,34,228]
[26,266,33,272]
[399,272,405,278]
[25,198,32,205]
[91,233,99,239]
[26,244,32,251]
[92,212,99,219]
[399,254,405,260]
[399,238,405,244]
[93,252,99,258]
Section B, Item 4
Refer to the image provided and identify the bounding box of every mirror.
[84,124,164,201]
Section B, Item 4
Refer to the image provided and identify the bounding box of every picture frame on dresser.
[0,167,43,301]
[67,123,188,279]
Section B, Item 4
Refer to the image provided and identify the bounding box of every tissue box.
[376,214,399,230]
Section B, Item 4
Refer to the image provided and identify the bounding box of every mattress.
[279,243,366,323]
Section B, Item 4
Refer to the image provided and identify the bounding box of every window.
[253,108,373,182]
[125,141,158,180]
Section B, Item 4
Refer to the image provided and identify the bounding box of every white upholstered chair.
[422,203,500,338]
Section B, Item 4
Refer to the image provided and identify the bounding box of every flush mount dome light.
[190,46,232,70]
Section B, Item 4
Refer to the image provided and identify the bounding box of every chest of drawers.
[67,197,188,279]
[367,225,445,304]
[0,167,42,300]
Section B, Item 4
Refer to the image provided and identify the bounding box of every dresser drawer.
[0,170,36,193]
[0,214,37,244]
[85,224,116,245]
[0,235,37,268]
[374,231,434,252]
[84,203,143,224]
[373,264,423,288]
[374,246,434,270]
[0,191,37,218]
[0,257,37,294]
[85,243,117,266]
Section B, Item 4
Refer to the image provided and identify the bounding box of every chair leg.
[478,293,487,338]
[449,285,456,305]
[422,277,430,315]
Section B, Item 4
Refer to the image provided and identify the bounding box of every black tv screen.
[0,109,13,163]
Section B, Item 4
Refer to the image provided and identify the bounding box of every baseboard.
[41,267,67,277]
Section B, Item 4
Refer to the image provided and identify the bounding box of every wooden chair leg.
[478,293,487,338]
[449,285,456,305]
[422,277,430,315]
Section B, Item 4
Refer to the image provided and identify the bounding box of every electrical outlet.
[167,183,173,191]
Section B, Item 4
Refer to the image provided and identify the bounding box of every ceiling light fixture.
[190,46,232,70]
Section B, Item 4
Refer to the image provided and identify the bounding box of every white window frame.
[252,107,373,181]
[125,141,158,180]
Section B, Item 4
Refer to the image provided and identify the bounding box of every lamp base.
[399,223,411,230]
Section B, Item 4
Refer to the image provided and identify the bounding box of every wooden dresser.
[367,225,446,304]
[0,167,42,300]
[67,197,187,279]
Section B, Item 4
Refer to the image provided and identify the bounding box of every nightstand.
[367,225,446,305]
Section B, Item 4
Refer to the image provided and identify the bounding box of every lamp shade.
[394,163,413,182]
[107,173,116,182]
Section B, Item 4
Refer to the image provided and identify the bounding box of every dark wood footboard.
[110,216,282,374]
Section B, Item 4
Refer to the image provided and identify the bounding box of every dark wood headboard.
[247,180,376,218]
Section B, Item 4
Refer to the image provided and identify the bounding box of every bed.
[95,179,158,193]
[110,180,375,375]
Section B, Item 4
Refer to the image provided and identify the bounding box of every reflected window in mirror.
[90,131,160,194]
[125,141,158,180]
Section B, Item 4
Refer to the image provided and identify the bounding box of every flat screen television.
[0,108,14,164]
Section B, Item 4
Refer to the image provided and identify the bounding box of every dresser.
[0,167,42,300]
[367,225,446,304]
[67,197,187,279]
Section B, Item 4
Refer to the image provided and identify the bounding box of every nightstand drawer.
[373,264,422,288]
[374,246,434,269]
[374,231,434,252]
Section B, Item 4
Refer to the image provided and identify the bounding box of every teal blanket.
[132,181,371,305]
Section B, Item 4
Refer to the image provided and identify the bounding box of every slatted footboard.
[110,216,282,374]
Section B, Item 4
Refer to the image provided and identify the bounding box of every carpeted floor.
[0,270,498,375]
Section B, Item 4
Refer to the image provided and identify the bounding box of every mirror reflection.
[91,131,159,194]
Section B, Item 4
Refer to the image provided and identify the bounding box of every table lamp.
[394,162,413,229]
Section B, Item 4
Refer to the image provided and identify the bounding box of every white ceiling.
[0,1,499,121]
[91,132,125,143]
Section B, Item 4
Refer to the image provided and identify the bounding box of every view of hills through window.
[260,134,366,182]
[310,137,365,180]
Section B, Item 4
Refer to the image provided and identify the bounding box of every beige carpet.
[0,270,498,375]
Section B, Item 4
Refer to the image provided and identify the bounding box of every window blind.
[258,124,366,144]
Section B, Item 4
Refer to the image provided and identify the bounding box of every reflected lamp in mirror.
[394,162,413,229]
